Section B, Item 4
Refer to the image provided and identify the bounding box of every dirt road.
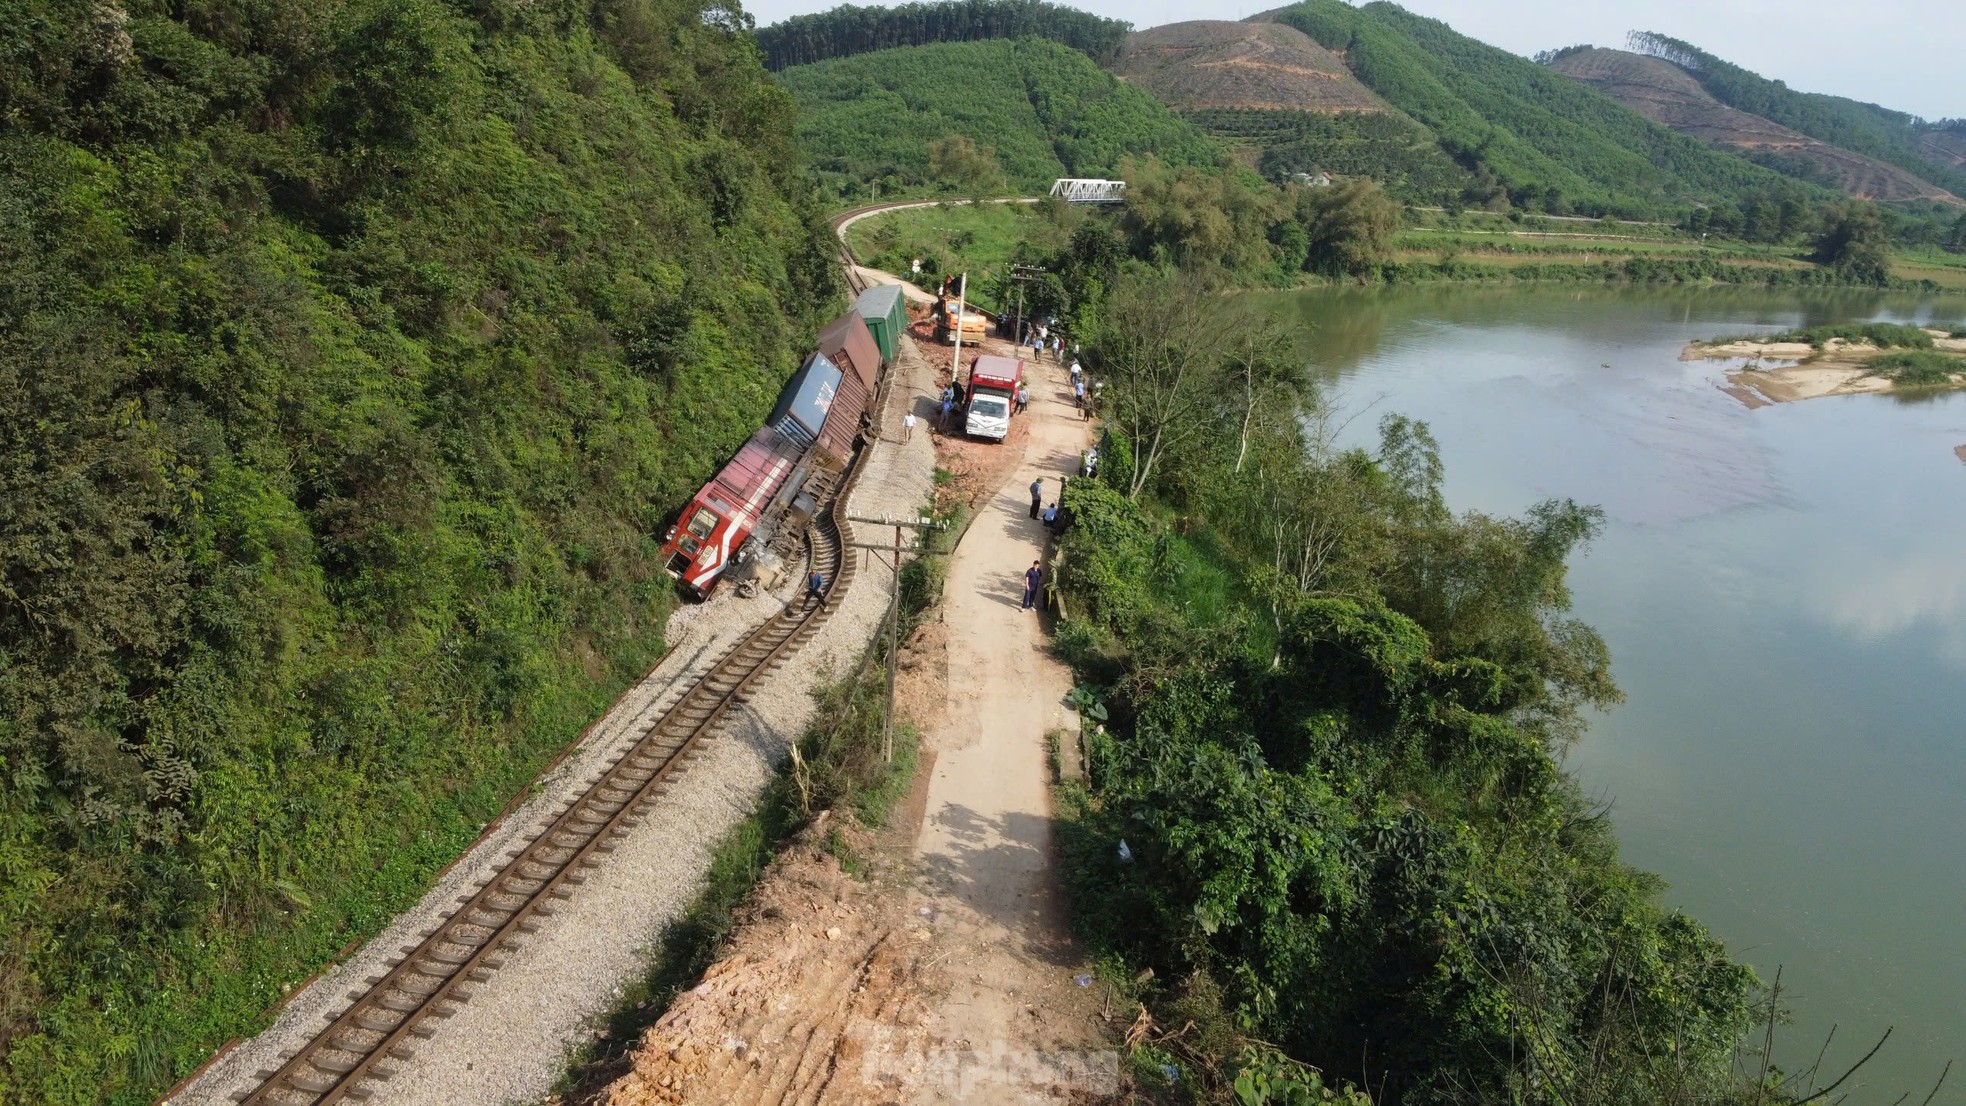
[599,338,1114,1105]
[906,348,1106,1103]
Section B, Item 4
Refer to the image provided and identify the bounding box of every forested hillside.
[0,1,838,1100]
[1258,1,1808,218]
[1627,32,1966,198]
[755,0,1129,70]
[780,38,1220,200]
[1546,48,1959,204]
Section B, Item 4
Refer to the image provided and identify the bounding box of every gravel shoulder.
[169,331,938,1106]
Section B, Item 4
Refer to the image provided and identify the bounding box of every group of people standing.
[1021,320,1073,364]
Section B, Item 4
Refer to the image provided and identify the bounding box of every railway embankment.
[168,313,939,1106]
[594,326,1116,1106]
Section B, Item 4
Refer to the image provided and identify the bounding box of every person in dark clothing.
[1021,560,1042,610]
[805,570,828,608]
[1028,477,1043,519]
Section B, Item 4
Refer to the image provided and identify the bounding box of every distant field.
[1891,257,1966,289]
[845,200,1958,292]
[1394,248,1812,272]
[1395,229,1802,263]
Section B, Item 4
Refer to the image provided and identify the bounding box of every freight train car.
[657,310,885,599]
[853,284,907,365]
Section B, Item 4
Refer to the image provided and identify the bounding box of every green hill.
[0,1,837,1099]
[780,37,1221,200]
[1626,32,1966,198]
[1257,1,1812,218]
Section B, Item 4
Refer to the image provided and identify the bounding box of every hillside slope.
[0,1,838,1100]
[1922,127,1966,170]
[1256,1,1808,217]
[1550,48,1959,203]
[1115,20,1385,112]
[780,37,1220,198]
[1627,32,1966,198]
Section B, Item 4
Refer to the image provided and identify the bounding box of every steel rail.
[233,455,863,1106]
[228,201,924,1105]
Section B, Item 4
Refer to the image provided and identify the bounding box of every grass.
[1890,257,1966,289]
[1867,350,1966,386]
[846,200,1077,312]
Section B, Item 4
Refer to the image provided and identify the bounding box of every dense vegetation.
[754,0,1129,70]
[1187,108,1474,202]
[0,0,839,1100]
[1048,270,1768,1103]
[779,38,1220,200]
[1261,1,1809,219]
[1627,32,1966,198]
[1866,350,1966,386]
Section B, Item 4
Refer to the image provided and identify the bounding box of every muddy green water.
[1262,285,1966,1101]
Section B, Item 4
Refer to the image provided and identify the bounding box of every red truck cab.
[963,355,1024,441]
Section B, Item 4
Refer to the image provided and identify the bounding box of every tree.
[1117,157,1282,274]
[927,133,1005,195]
[1811,202,1892,285]
[1218,308,1307,474]
[1293,178,1402,277]
[1088,272,1228,499]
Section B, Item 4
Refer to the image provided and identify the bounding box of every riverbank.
[1684,328,1966,405]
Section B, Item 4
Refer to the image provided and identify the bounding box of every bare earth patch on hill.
[1550,48,1961,204]
[1116,20,1386,113]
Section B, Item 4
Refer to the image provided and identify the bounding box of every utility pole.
[1008,263,1046,348]
[846,514,944,762]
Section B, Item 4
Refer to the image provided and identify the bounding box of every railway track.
[233,465,863,1105]
[225,198,926,1106]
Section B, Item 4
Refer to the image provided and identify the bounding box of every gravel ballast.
[168,325,937,1106]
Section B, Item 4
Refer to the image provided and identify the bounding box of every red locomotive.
[659,305,886,598]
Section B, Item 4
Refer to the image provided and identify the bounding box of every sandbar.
[1684,328,1966,408]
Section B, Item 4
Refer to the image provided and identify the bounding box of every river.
[1263,285,1966,1102]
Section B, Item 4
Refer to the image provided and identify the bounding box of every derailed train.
[658,284,909,598]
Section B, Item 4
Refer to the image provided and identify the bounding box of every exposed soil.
[1116,20,1387,113]
[597,287,1117,1105]
[1550,49,1962,204]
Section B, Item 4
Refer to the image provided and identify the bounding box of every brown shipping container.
[817,311,881,392]
[812,358,869,473]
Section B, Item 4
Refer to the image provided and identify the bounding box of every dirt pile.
[595,824,929,1106]
[1549,48,1960,203]
[1115,20,1386,113]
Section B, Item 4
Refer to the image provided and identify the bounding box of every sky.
[744,0,1966,121]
